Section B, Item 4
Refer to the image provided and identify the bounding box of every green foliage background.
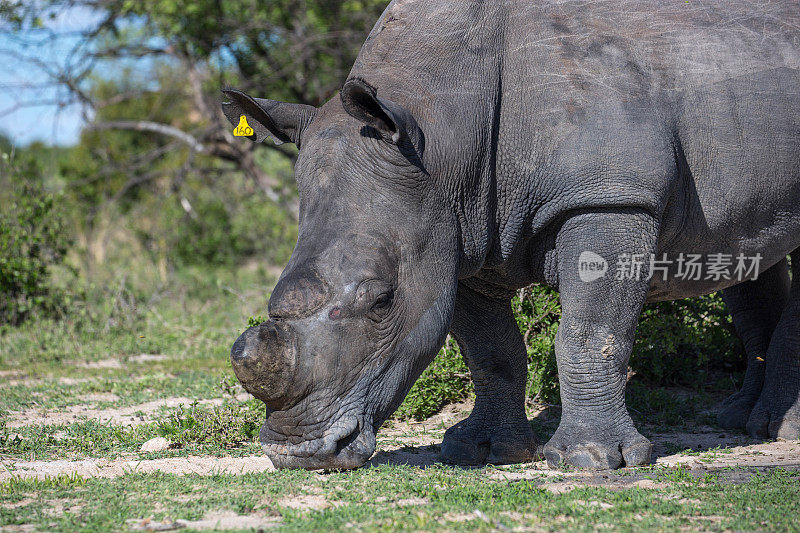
[397,287,742,420]
[0,154,73,327]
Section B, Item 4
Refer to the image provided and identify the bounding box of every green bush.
[396,337,472,420]
[395,287,741,419]
[632,294,743,387]
[396,286,562,420]
[0,155,73,327]
[156,399,263,448]
[164,189,297,268]
[514,286,562,404]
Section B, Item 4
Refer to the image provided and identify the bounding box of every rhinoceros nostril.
[230,333,248,362]
[335,423,360,455]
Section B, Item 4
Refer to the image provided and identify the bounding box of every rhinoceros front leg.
[544,210,656,470]
[440,281,540,466]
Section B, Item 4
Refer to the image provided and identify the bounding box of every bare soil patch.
[128,511,281,531]
[70,358,124,369]
[370,400,800,474]
[42,498,85,518]
[78,392,121,403]
[0,355,174,389]
[3,398,798,486]
[277,494,346,511]
[0,455,276,482]
[656,437,800,469]
[5,397,229,428]
[1,498,35,509]
[369,400,473,467]
[0,376,93,389]
[5,394,250,429]
[127,354,172,364]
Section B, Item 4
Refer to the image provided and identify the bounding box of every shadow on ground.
[367,402,800,472]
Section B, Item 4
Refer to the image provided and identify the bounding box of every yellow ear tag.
[233,115,254,137]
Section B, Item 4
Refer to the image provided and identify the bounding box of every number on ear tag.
[233,115,254,137]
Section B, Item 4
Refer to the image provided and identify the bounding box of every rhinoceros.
[222,0,800,470]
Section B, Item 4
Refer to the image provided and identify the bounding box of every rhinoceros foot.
[543,420,652,470]
[440,413,540,466]
[717,390,760,430]
[747,395,800,441]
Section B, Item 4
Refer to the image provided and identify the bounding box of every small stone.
[140,437,171,453]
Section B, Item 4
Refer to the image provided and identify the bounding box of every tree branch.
[88,120,205,152]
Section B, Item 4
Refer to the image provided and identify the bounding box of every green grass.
[0,371,231,415]
[1,466,798,532]
[0,246,793,531]
[0,399,266,461]
[0,265,271,373]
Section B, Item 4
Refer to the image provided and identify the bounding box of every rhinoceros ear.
[221,88,317,146]
[340,78,422,150]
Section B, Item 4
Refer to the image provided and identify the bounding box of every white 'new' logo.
[578,251,608,283]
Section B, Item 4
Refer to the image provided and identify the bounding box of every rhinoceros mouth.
[261,415,376,470]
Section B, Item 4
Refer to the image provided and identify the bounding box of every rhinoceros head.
[222,79,459,469]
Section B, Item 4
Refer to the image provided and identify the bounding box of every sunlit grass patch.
[0,371,231,415]
[1,466,798,532]
[1,397,267,461]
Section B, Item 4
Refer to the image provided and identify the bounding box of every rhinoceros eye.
[371,290,393,310]
[356,280,394,321]
[367,288,393,323]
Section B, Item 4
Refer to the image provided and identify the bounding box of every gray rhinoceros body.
[225,0,800,470]
[352,0,800,298]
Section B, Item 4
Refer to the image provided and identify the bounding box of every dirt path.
[2,436,798,482]
[4,397,240,429]
[0,455,277,481]
[3,397,798,482]
[370,410,800,472]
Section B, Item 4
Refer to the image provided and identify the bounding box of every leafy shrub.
[632,294,743,387]
[396,287,741,419]
[156,399,263,448]
[396,337,472,420]
[246,315,267,329]
[164,189,297,268]
[514,286,562,404]
[0,155,73,327]
[397,286,562,420]
[516,289,742,398]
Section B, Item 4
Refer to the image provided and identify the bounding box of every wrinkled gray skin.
[224,0,800,470]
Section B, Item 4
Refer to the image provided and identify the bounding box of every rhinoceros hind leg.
[747,251,800,440]
[718,258,791,430]
[440,282,540,466]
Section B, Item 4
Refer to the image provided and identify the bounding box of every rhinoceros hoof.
[747,396,800,440]
[717,391,760,430]
[543,424,652,470]
[440,415,540,466]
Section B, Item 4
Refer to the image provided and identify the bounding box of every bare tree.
[1,0,386,208]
